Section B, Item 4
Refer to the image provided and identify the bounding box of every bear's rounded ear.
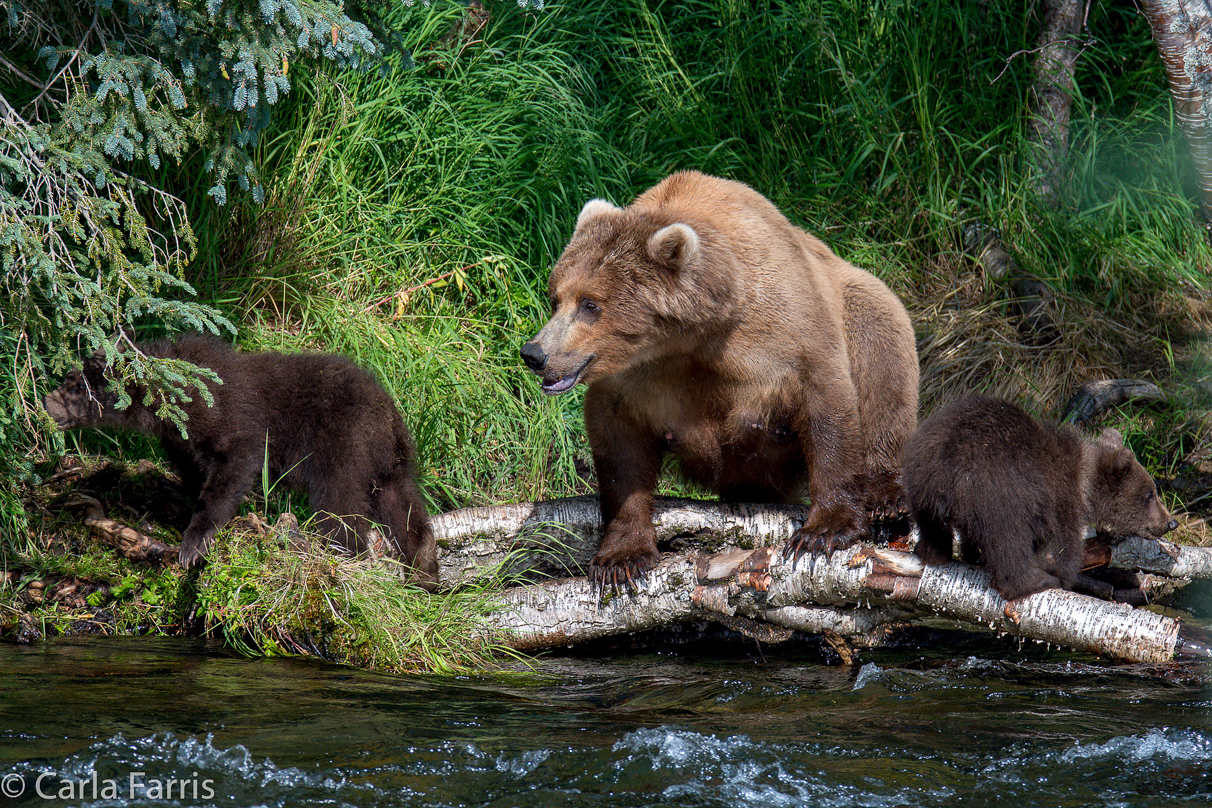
[647,223,700,270]
[575,198,622,231]
[1097,428,1125,450]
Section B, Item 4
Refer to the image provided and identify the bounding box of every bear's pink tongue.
[542,370,580,395]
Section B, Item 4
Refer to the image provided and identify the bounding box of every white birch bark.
[432,496,810,588]
[1140,0,1212,234]
[480,539,1211,663]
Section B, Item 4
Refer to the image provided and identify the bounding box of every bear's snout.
[520,341,547,373]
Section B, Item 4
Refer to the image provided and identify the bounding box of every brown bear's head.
[1088,428,1178,539]
[520,197,736,394]
[43,352,119,429]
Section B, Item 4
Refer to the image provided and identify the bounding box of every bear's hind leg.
[982,518,1063,601]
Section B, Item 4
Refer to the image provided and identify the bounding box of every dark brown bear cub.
[903,394,1176,601]
[44,335,437,586]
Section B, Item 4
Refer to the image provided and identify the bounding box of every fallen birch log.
[432,496,810,588]
[434,497,1212,584]
[486,542,1212,663]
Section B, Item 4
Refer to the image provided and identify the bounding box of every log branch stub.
[64,494,180,566]
[1060,379,1166,426]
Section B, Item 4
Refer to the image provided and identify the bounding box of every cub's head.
[520,197,732,394]
[1089,428,1177,539]
[43,353,118,429]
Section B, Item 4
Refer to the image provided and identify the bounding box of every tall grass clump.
[196,524,508,673]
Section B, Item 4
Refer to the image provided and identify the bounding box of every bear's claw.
[782,502,865,566]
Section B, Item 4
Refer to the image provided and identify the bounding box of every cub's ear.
[575,198,622,231]
[1097,428,1125,451]
[647,223,700,270]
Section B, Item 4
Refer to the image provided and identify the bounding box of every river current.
[1,629,1209,807]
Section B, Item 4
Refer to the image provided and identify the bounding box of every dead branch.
[1061,379,1166,426]
[64,494,180,566]
[962,221,1059,343]
[1101,534,1212,579]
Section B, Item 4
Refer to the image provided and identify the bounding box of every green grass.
[196,524,512,673]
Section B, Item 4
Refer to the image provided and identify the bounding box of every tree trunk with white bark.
[1140,0,1212,237]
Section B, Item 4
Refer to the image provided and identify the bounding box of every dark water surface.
[1,634,1210,807]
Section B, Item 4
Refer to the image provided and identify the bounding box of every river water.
[1,630,1209,807]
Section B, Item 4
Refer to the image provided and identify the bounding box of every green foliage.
[0,0,396,543]
[197,0,1209,516]
[5,0,1212,668]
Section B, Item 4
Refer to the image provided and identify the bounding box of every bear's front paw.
[177,529,215,569]
[864,472,909,524]
[590,528,660,592]
[783,502,865,565]
[863,472,911,542]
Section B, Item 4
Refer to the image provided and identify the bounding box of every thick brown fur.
[520,171,919,587]
[44,335,437,586]
[904,394,1177,601]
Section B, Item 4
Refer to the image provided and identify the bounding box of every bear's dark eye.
[579,298,600,316]
[1145,491,1155,505]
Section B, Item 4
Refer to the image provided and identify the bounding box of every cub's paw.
[994,569,1061,603]
[783,502,865,565]
[590,528,660,592]
[864,473,910,524]
[177,530,214,569]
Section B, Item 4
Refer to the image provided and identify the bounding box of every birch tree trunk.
[1140,0,1212,237]
[1028,0,1086,201]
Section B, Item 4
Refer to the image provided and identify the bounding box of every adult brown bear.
[521,171,919,587]
[44,335,437,587]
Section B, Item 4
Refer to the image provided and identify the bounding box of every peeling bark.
[438,497,1212,662]
[1140,0,1212,236]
